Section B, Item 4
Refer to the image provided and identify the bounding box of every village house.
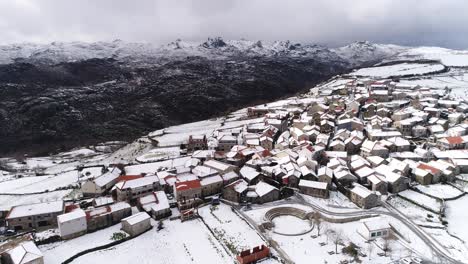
[367,175,388,195]
[247,107,270,117]
[81,167,122,197]
[414,167,433,185]
[240,166,261,184]
[360,140,389,158]
[200,175,224,197]
[417,162,443,183]
[6,201,64,231]
[317,167,333,185]
[174,179,202,209]
[86,202,132,232]
[2,241,44,264]
[349,184,380,209]
[138,191,171,220]
[222,179,248,203]
[437,136,468,150]
[359,218,391,241]
[187,135,208,152]
[217,134,238,152]
[114,175,161,202]
[203,159,237,174]
[57,209,87,239]
[246,181,280,204]
[299,180,329,198]
[121,212,152,237]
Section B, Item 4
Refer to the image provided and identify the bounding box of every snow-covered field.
[71,219,233,264]
[401,47,468,67]
[0,190,72,211]
[0,171,78,194]
[198,203,269,254]
[351,63,445,78]
[124,157,191,175]
[398,190,442,213]
[414,184,464,200]
[446,196,468,245]
[40,223,125,264]
[388,196,443,227]
[423,227,468,263]
[136,146,181,163]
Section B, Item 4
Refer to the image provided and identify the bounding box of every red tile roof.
[418,163,441,175]
[445,136,463,145]
[175,179,201,191]
[117,175,143,182]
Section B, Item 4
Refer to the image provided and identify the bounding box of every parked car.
[400,258,412,264]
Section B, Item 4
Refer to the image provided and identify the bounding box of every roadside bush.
[110,232,127,241]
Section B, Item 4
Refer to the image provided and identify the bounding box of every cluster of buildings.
[0,74,467,263]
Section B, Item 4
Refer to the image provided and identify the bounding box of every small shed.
[121,212,152,237]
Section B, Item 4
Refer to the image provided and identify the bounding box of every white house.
[359,218,391,241]
[3,241,44,264]
[57,209,87,239]
[121,212,152,237]
[81,167,122,197]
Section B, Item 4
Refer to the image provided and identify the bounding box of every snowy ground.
[198,203,275,256]
[40,223,125,264]
[446,196,468,246]
[124,156,191,175]
[398,190,442,213]
[0,170,78,194]
[71,219,234,264]
[423,227,468,263]
[272,215,311,234]
[269,216,421,264]
[0,190,72,211]
[350,63,445,78]
[414,184,464,200]
[400,47,468,67]
[388,196,443,227]
[135,146,181,163]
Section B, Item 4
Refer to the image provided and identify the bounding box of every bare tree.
[382,233,394,257]
[313,212,323,236]
[368,242,374,260]
[331,230,344,254]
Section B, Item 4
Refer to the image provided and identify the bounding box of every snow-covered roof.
[94,167,122,187]
[200,175,223,186]
[299,180,327,190]
[6,241,43,264]
[240,166,260,181]
[7,201,63,219]
[351,184,373,198]
[203,160,234,172]
[363,218,391,231]
[122,212,150,226]
[57,209,86,223]
[255,181,278,197]
[150,191,170,212]
[226,179,248,193]
[115,175,160,190]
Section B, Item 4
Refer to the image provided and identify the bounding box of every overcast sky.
[1,0,467,49]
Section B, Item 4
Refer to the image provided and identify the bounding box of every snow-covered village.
[1,46,468,264]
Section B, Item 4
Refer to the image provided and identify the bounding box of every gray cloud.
[0,0,467,49]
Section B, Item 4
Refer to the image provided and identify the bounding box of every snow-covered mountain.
[0,38,406,66]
